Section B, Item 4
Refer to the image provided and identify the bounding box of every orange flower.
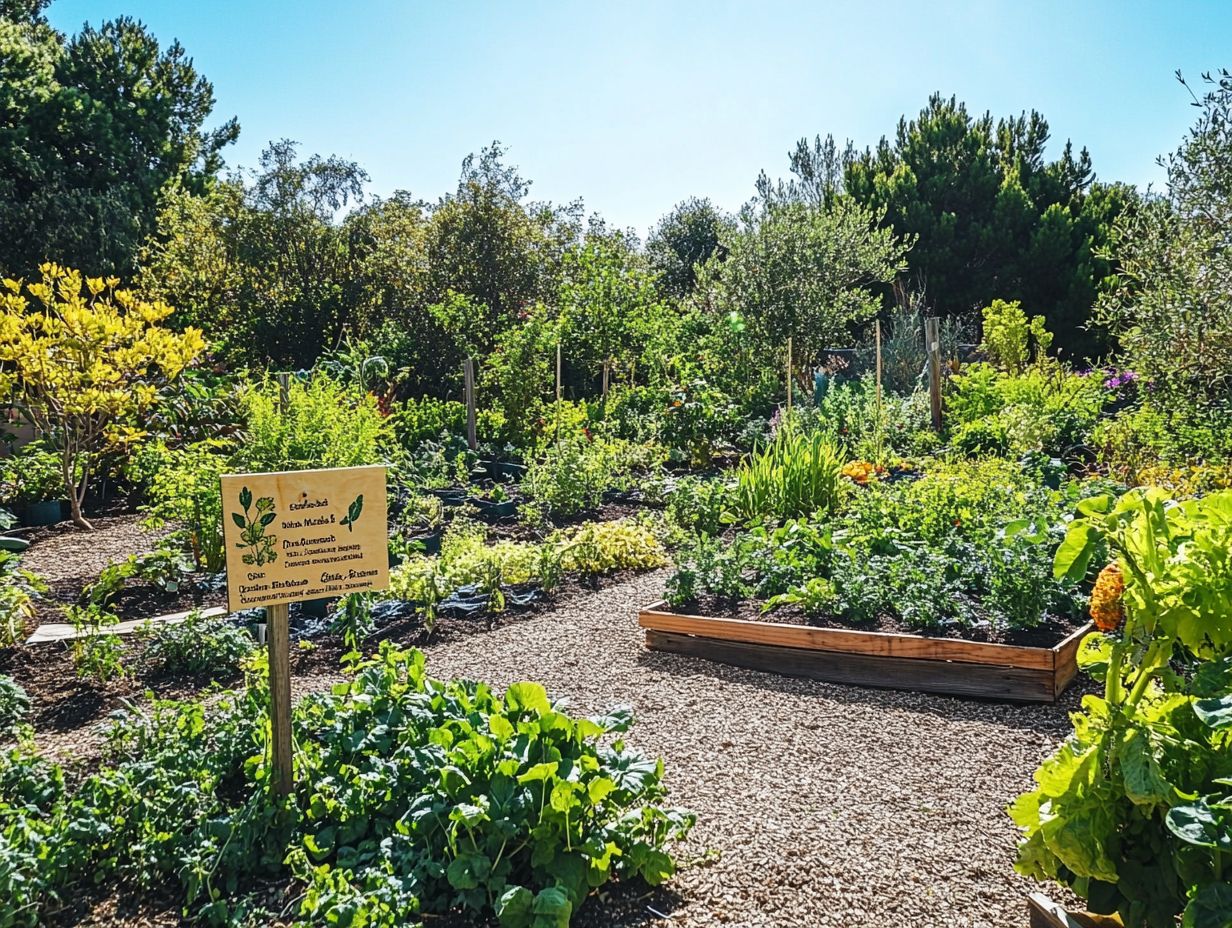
[1090,563,1125,632]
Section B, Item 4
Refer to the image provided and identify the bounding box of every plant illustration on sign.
[340,493,364,532]
[232,486,278,565]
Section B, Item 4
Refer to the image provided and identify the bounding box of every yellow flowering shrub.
[0,264,205,527]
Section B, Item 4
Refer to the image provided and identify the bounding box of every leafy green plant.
[83,547,192,607]
[0,674,29,733]
[523,437,612,518]
[665,476,731,537]
[66,604,126,683]
[0,551,45,647]
[1011,489,1232,927]
[0,441,70,504]
[143,611,254,678]
[236,374,389,472]
[0,646,694,927]
[728,427,843,525]
[140,441,229,572]
[979,299,1052,374]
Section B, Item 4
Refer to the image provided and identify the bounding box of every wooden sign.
[220,465,389,612]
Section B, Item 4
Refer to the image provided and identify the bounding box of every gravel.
[343,567,1083,928]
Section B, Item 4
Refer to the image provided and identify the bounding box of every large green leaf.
[1183,882,1232,928]
[1167,802,1232,851]
[1053,521,1100,582]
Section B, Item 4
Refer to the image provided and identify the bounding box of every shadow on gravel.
[634,647,1092,737]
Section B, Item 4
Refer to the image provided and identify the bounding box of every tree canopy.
[0,4,237,277]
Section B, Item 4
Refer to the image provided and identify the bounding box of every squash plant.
[1010,489,1232,927]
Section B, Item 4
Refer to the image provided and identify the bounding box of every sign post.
[220,464,389,795]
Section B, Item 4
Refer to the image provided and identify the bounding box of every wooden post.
[270,370,293,797]
[925,316,943,431]
[785,336,793,415]
[601,358,610,400]
[555,342,562,444]
[463,358,477,451]
[874,319,883,412]
[267,601,293,796]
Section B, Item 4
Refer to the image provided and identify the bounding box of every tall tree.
[841,94,1130,358]
[1095,70,1232,412]
[646,197,735,300]
[424,142,577,355]
[140,141,367,367]
[705,198,909,371]
[0,5,237,276]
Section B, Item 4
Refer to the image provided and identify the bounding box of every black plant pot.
[468,498,518,521]
[22,499,64,527]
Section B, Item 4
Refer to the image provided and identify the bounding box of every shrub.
[978,299,1051,373]
[552,518,669,578]
[0,442,71,505]
[143,612,255,678]
[728,427,843,524]
[389,396,468,451]
[236,374,389,472]
[140,441,230,572]
[523,432,665,517]
[66,605,126,683]
[0,675,29,733]
[0,265,206,528]
[665,476,732,537]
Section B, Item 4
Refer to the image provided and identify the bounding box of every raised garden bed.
[638,600,1091,702]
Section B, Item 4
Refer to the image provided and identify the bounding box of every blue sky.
[47,0,1231,236]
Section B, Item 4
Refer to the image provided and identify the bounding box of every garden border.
[638,601,1091,702]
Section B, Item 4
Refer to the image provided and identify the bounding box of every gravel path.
[365,568,1081,928]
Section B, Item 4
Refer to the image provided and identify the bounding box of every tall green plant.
[1011,489,1232,927]
[237,375,389,472]
[728,427,843,524]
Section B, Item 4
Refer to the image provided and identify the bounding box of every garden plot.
[395,569,1085,928]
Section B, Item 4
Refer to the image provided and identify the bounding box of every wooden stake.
[267,601,293,796]
[785,336,793,415]
[555,342,562,444]
[463,358,477,451]
[874,319,883,412]
[925,316,943,431]
[601,358,610,400]
[270,371,293,797]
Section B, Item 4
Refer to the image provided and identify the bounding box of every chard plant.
[1010,489,1232,927]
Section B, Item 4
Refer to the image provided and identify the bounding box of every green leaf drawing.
[340,493,364,532]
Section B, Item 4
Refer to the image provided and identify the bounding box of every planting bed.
[639,600,1091,702]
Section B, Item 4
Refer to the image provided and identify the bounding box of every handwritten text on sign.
[220,465,389,611]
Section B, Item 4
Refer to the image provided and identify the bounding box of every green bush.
[0,645,693,927]
[139,441,230,572]
[237,375,390,472]
[0,675,29,733]
[389,396,468,451]
[143,611,255,678]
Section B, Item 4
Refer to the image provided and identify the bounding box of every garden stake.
[875,319,883,413]
[785,336,793,415]
[925,316,943,431]
[463,357,477,451]
[271,370,293,796]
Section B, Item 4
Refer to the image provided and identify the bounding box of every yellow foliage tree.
[0,264,206,529]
